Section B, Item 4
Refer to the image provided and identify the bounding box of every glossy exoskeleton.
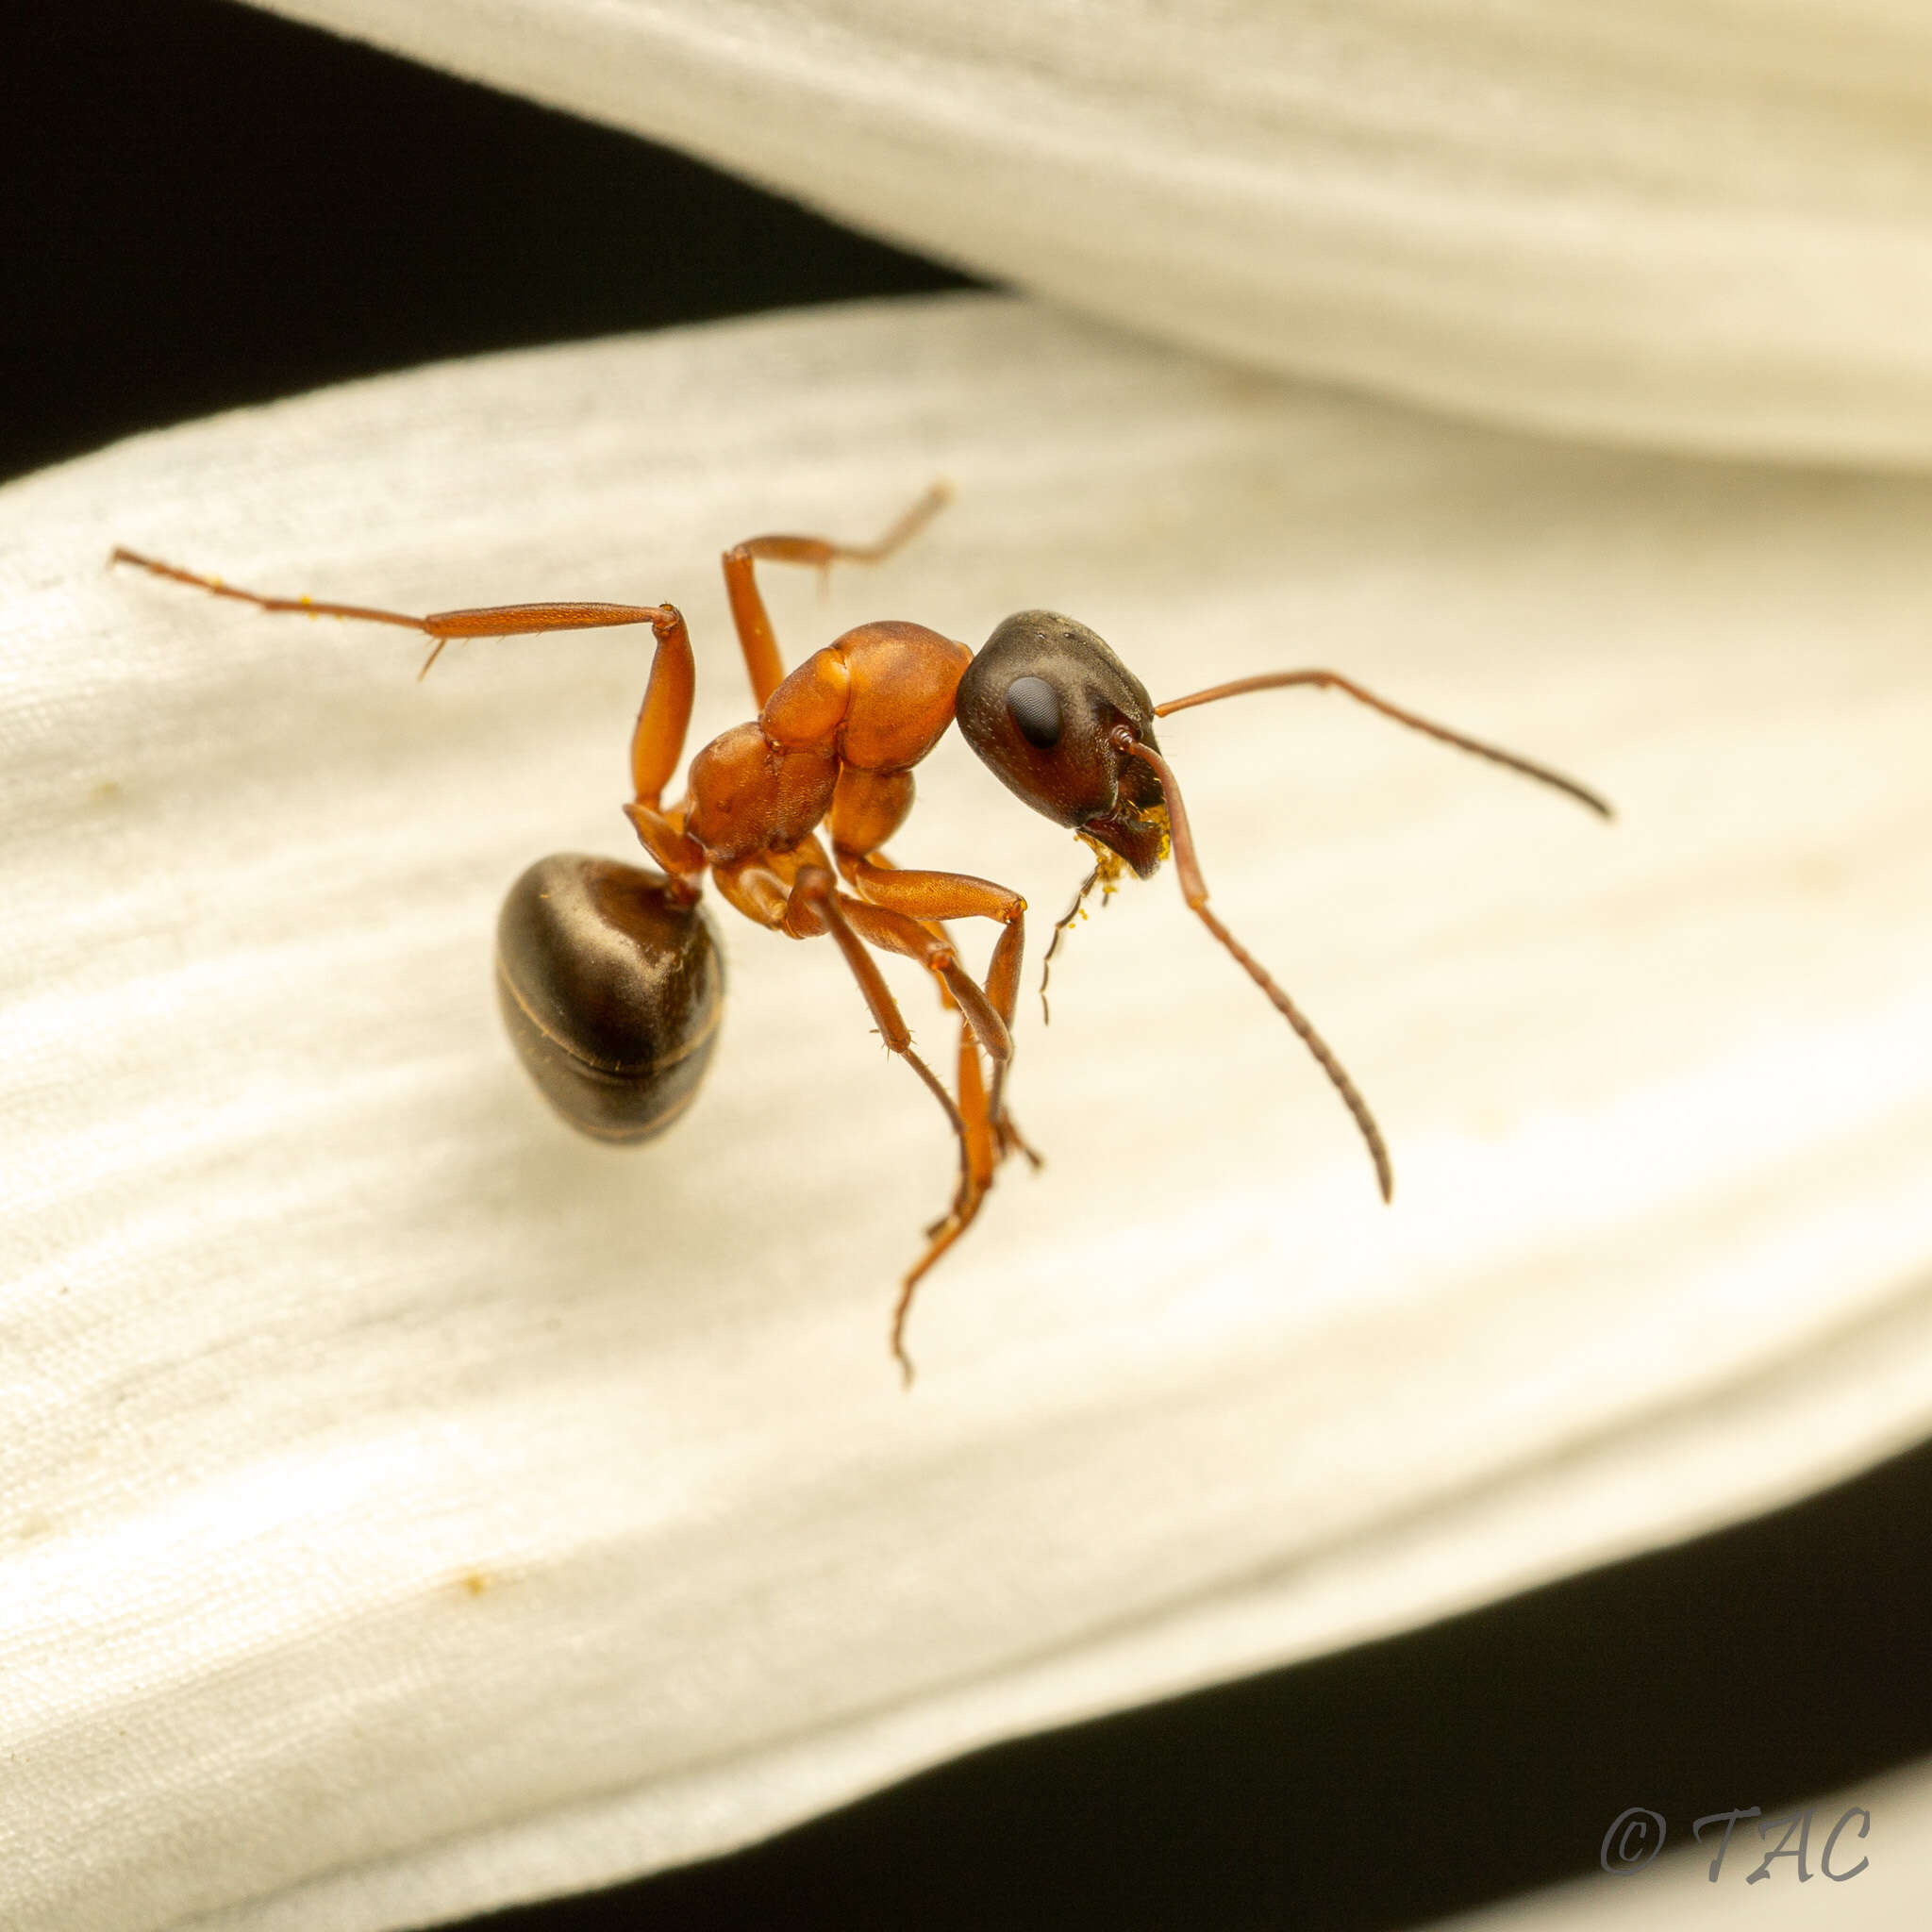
[112,488,1607,1380]
[495,854,723,1143]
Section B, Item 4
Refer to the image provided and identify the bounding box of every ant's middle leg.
[721,482,951,707]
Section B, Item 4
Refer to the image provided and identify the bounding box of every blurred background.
[8,4,1929,1926]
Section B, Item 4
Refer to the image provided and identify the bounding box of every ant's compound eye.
[1005,675,1062,749]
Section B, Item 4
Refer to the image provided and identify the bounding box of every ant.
[112,486,1609,1382]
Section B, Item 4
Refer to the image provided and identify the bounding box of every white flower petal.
[248,0,1932,469]
[5,295,1931,1931]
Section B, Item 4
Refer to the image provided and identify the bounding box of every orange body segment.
[682,725,840,861]
[762,648,853,750]
[834,623,972,771]
[828,766,916,859]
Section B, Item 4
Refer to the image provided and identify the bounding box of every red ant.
[112,487,1608,1381]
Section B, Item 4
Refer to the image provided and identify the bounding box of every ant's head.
[955,611,1169,876]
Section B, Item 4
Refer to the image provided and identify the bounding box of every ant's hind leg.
[720,482,951,707]
[109,547,688,679]
[624,606,699,808]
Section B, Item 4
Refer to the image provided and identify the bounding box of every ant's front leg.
[843,859,1031,1162]
[777,867,973,1385]
[827,892,1009,1251]
[826,767,1039,1182]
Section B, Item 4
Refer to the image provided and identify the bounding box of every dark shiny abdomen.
[495,854,723,1142]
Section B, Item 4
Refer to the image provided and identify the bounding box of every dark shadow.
[2,0,974,481]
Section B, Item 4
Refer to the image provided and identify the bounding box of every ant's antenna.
[1156,671,1612,820]
[1113,728,1394,1204]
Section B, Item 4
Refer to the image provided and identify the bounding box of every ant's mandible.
[111,486,1609,1382]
